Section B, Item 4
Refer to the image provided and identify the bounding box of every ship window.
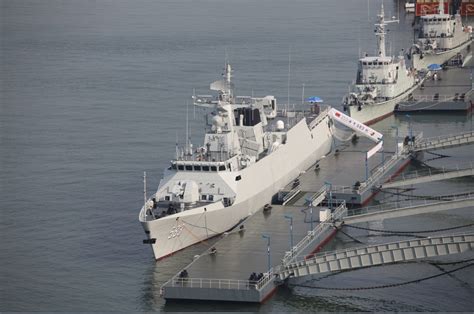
[208,195,214,201]
[177,165,184,171]
[235,175,242,181]
[165,196,170,201]
[194,165,201,171]
[219,165,226,171]
[211,166,217,171]
[201,195,207,201]
[185,165,192,171]
[202,166,210,171]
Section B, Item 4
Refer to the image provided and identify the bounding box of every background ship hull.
[412,39,472,70]
[348,79,424,125]
[142,114,333,260]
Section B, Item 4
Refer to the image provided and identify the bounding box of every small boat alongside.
[342,4,427,125]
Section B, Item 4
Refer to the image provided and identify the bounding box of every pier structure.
[162,195,474,302]
[161,128,474,303]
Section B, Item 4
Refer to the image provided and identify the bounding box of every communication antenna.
[175,131,179,160]
[192,88,196,120]
[143,171,147,207]
[185,100,190,156]
[367,0,370,22]
[301,83,305,105]
[287,46,291,128]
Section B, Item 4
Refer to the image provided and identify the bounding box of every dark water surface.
[1,0,473,311]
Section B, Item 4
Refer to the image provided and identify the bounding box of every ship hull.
[141,114,333,260]
[348,78,425,125]
[412,39,472,70]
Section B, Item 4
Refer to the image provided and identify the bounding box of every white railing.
[282,188,301,205]
[406,94,467,102]
[170,277,252,290]
[166,268,274,292]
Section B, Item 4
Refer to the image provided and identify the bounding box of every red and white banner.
[461,3,474,16]
[367,141,383,160]
[329,109,383,143]
[416,1,449,16]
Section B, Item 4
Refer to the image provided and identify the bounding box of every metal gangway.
[343,192,474,224]
[412,131,474,152]
[281,201,346,266]
[381,162,474,188]
[277,233,474,280]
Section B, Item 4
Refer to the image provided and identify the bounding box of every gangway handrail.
[346,192,474,218]
[307,185,327,203]
[359,132,423,193]
[414,131,474,151]
[282,187,301,205]
[383,161,474,187]
[281,201,347,266]
[300,231,474,262]
[277,232,474,278]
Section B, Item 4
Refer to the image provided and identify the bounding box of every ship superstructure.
[409,1,472,70]
[139,64,334,260]
[343,4,425,125]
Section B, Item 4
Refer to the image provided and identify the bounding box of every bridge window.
[201,195,207,201]
[185,165,192,171]
[202,166,210,171]
[208,195,214,201]
[211,166,217,171]
[219,165,226,171]
[194,165,202,171]
[177,165,184,171]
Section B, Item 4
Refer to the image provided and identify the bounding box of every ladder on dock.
[381,162,474,188]
[277,233,474,280]
[413,131,474,152]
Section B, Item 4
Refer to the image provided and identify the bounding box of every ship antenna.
[185,100,189,156]
[367,0,370,22]
[438,0,444,15]
[192,88,196,120]
[287,46,291,128]
[301,83,305,105]
[143,171,147,208]
[175,131,179,160]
